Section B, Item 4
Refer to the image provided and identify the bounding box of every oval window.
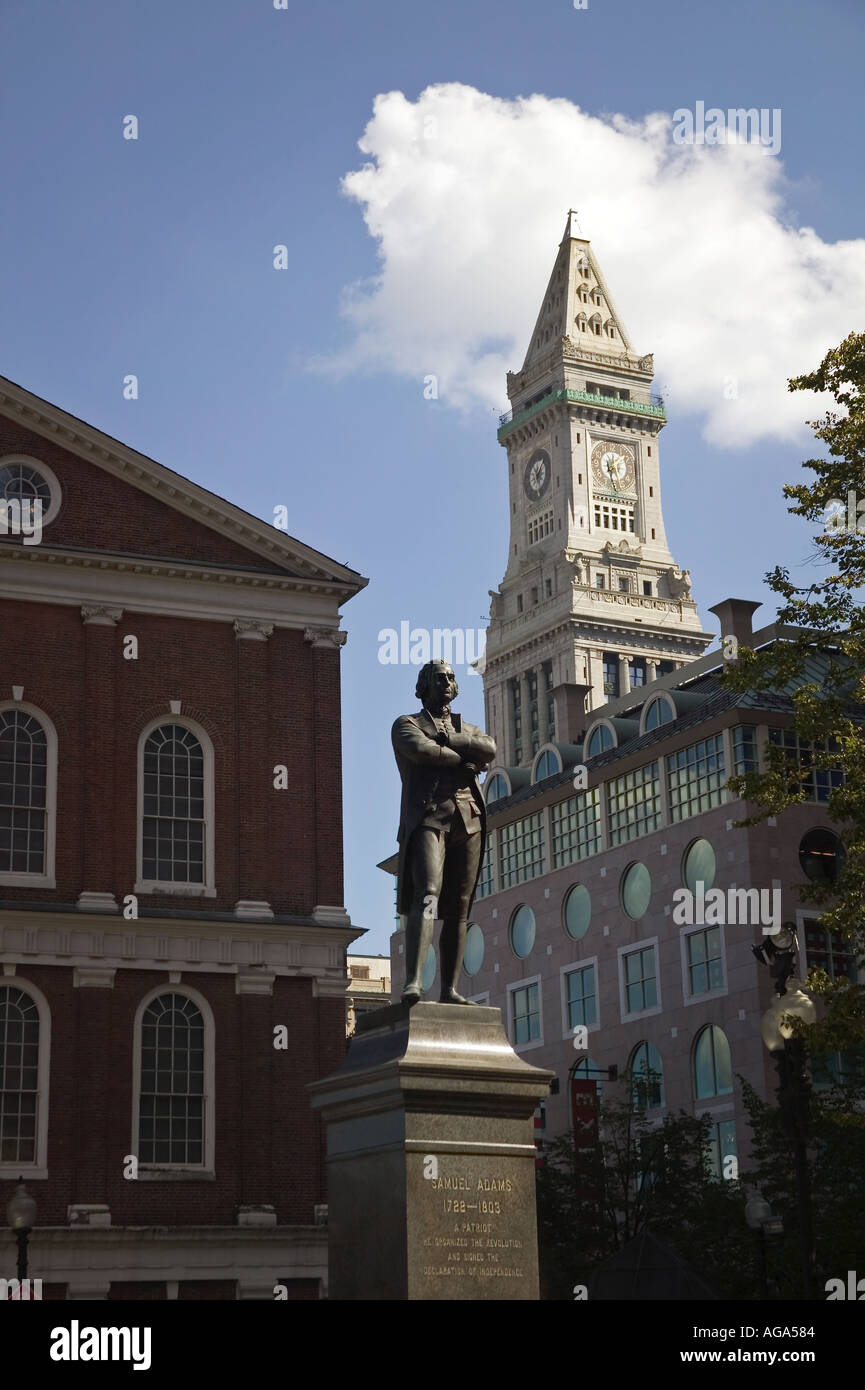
[463,923,484,977]
[621,862,652,920]
[564,884,592,941]
[510,905,536,959]
[683,838,716,894]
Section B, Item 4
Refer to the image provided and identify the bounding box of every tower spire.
[564,209,583,240]
[483,225,713,767]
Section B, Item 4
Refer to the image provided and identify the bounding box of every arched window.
[136,991,211,1168]
[137,720,214,892]
[693,1024,733,1099]
[0,982,50,1174]
[533,748,561,783]
[485,773,509,805]
[586,723,615,758]
[643,695,675,732]
[630,1040,664,1110]
[0,705,57,886]
[576,314,588,333]
[572,1056,602,1097]
[589,314,603,337]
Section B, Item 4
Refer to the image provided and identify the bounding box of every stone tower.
[482,213,712,773]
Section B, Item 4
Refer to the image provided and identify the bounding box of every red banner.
[571,1077,600,1159]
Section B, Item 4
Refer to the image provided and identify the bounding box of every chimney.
[551,682,591,745]
[708,598,762,649]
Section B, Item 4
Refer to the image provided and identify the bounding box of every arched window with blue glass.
[642,694,676,733]
[485,772,509,805]
[532,747,561,784]
[585,722,615,760]
[693,1024,733,1100]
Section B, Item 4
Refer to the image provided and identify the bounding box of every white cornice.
[0,545,354,630]
[0,910,363,977]
[0,376,367,595]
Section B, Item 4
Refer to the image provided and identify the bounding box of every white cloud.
[318,83,865,448]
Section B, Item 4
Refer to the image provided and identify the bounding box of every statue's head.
[416,659,459,706]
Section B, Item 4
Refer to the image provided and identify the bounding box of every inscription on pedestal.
[410,1153,538,1299]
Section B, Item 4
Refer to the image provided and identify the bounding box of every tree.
[535,1078,754,1300]
[723,332,865,1057]
[741,1073,865,1298]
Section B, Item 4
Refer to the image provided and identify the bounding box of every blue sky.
[2,0,863,953]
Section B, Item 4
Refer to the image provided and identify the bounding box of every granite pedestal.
[309,1001,552,1300]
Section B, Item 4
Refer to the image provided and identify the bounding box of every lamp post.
[745,1191,784,1299]
[760,980,817,1301]
[5,1178,37,1284]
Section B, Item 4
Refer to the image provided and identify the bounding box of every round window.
[621,862,652,920]
[563,884,592,941]
[683,838,716,894]
[0,457,60,527]
[510,905,536,959]
[421,945,436,992]
[463,923,484,977]
[799,828,845,883]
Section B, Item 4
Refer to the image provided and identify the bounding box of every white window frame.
[618,937,662,1021]
[0,975,51,1180]
[508,973,544,1053]
[0,454,63,528]
[560,955,600,1041]
[131,984,216,1179]
[0,702,58,889]
[679,922,728,1006]
[135,715,216,896]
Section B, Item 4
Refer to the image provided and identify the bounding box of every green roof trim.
[498,388,666,440]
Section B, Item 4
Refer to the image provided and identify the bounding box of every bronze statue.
[392,659,496,1004]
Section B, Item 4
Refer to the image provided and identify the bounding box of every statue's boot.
[438,917,476,1004]
[401,909,434,1004]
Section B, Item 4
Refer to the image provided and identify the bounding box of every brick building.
[0,374,366,1299]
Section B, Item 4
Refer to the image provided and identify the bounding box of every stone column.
[537,665,550,748]
[618,653,631,697]
[77,606,122,913]
[234,620,274,920]
[500,676,516,768]
[646,658,659,684]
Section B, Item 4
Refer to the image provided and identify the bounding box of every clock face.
[591,441,636,493]
[523,448,551,501]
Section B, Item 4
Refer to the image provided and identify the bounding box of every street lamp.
[745,1191,784,1299]
[758,977,817,1300]
[5,1178,37,1283]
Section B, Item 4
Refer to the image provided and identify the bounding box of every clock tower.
[483,213,712,770]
